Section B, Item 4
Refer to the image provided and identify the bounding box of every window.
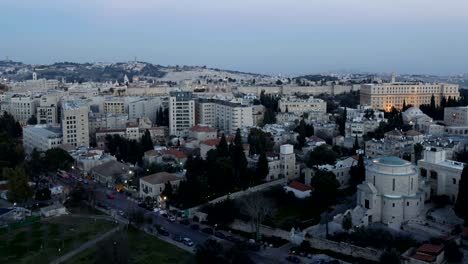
[407,202,409,206]
[364,199,370,209]
[392,203,395,208]
[430,171,438,180]
[392,179,395,191]
[453,178,457,185]
[411,178,414,190]
[420,168,427,177]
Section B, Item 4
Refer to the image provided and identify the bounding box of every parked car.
[172,234,183,242]
[226,235,240,243]
[285,256,301,263]
[168,215,176,222]
[183,238,194,247]
[107,194,116,199]
[180,219,190,225]
[156,226,169,236]
[190,224,200,230]
[214,231,225,239]
[201,227,214,235]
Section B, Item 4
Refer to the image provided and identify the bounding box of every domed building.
[357,156,426,229]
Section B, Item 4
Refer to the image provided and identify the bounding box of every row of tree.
[105,130,154,165]
[174,129,270,208]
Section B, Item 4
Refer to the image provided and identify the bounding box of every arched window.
[392,178,396,191]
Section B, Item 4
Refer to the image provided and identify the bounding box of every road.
[58,176,290,263]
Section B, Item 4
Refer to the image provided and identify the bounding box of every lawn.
[0,215,117,264]
[64,228,194,264]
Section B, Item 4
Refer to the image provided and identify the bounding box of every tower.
[32,71,37,81]
[390,72,396,83]
[124,74,129,85]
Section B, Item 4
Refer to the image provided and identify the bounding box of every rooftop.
[140,172,180,185]
[287,181,313,192]
[63,100,88,111]
[189,125,217,133]
[373,156,409,166]
[416,244,444,254]
[24,125,62,138]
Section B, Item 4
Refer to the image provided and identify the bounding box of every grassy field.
[0,215,117,264]
[64,228,194,264]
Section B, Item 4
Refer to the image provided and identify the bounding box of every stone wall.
[305,236,383,262]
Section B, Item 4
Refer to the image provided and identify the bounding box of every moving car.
[156,226,169,236]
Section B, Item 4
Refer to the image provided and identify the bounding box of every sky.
[1,0,468,75]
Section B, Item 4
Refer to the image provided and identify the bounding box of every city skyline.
[2,0,468,75]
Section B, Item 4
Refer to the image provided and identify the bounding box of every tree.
[140,129,153,152]
[307,144,338,168]
[27,115,37,125]
[342,213,353,231]
[248,128,273,155]
[35,187,51,201]
[44,148,74,172]
[196,239,225,264]
[232,129,248,188]
[349,154,365,186]
[380,249,401,264]
[352,135,359,154]
[161,182,173,200]
[336,107,347,136]
[205,199,238,226]
[454,165,468,225]
[242,193,275,241]
[311,170,340,208]
[255,152,269,184]
[444,240,463,262]
[263,108,276,125]
[216,134,229,157]
[294,119,307,150]
[414,143,424,163]
[6,167,33,203]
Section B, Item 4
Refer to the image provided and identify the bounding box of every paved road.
[51,226,121,264]
[58,176,290,263]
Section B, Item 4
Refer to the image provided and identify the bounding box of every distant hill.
[0,60,265,83]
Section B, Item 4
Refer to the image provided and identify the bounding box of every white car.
[183,238,194,246]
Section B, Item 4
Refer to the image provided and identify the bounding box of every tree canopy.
[307,144,338,168]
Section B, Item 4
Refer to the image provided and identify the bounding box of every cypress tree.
[255,151,269,184]
[216,133,229,157]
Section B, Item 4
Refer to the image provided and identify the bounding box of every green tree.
[294,119,307,150]
[454,165,468,225]
[247,128,273,155]
[307,144,338,168]
[6,167,33,203]
[311,170,340,208]
[216,134,229,157]
[342,213,353,231]
[140,129,154,152]
[27,115,37,125]
[352,135,359,154]
[196,239,225,264]
[161,182,173,200]
[255,152,269,184]
[232,129,248,188]
[44,148,74,172]
[414,143,424,163]
[349,154,365,186]
[380,249,401,264]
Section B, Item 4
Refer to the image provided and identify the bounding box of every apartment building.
[169,91,195,137]
[62,100,90,147]
[9,94,39,124]
[23,125,63,153]
[360,82,459,111]
[195,98,253,135]
[128,97,165,123]
[278,96,326,114]
[37,93,61,125]
[103,97,125,114]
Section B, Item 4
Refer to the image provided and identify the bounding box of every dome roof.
[373,156,409,166]
[403,107,424,116]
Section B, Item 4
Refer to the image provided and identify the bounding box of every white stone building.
[128,97,164,123]
[169,91,195,137]
[417,148,464,202]
[37,93,61,125]
[195,98,253,135]
[139,172,181,199]
[9,94,39,124]
[356,156,425,229]
[62,100,90,147]
[278,96,326,114]
[23,125,63,153]
[360,82,459,111]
